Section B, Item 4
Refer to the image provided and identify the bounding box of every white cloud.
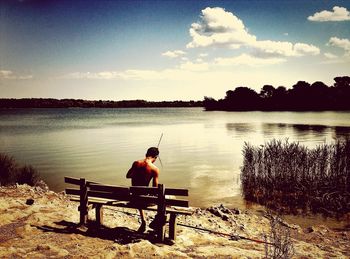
[179,61,209,72]
[324,52,338,59]
[0,70,33,80]
[293,43,320,56]
[199,53,208,58]
[187,7,320,59]
[161,50,186,58]
[62,70,166,80]
[215,53,286,66]
[308,6,350,22]
[328,37,350,54]
[186,7,256,48]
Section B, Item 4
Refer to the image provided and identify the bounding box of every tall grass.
[0,153,40,186]
[241,139,350,216]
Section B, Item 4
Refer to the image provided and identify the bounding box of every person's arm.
[152,168,159,187]
[126,161,137,178]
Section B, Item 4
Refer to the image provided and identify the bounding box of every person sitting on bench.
[126,147,160,232]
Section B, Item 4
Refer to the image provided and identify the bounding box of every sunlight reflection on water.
[1,108,350,207]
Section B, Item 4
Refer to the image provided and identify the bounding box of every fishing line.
[156,133,164,168]
[109,208,274,246]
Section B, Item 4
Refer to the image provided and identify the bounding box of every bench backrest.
[64,176,189,208]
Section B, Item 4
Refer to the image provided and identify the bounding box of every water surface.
[1,108,350,209]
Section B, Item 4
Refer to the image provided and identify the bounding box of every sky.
[0,0,350,101]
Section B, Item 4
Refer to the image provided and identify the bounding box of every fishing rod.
[156,133,164,168]
[177,222,275,246]
[110,207,274,246]
[157,133,163,148]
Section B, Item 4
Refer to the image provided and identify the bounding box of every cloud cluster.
[328,37,350,55]
[215,54,285,66]
[161,50,186,58]
[0,70,33,80]
[186,7,320,61]
[328,37,350,53]
[308,6,350,22]
[179,61,209,71]
[62,70,166,80]
[63,6,349,85]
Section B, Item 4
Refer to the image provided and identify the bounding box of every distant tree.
[291,81,310,92]
[202,77,350,111]
[203,96,218,111]
[334,76,350,88]
[289,81,311,110]
[332,76,350,110]
[223,87,260,110]
[260,85,275,99]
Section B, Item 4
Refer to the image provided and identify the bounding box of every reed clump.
[241,139,350,217]
[0,153,40,186]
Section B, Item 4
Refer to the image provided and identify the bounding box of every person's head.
[146,147,159,161]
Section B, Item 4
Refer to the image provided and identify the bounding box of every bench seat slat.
[65,188,81,196]
[64,177,81,186]
[165,188,188,196]
[165,198,188,207]
[88,183,129,194]
[130,186,158,195]
[87,190,131,201]
[68,196,192,215]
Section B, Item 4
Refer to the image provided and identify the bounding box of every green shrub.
[241,138,350,216]
[17,165,40,186]
[0,153,41,186]
[0,153,17,185]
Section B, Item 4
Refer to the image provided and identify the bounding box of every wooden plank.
[130,186,158,195]
[157,184,166,242]
[79,178,88,225]
[169,213,177,241]
[95,204,103,226]
[165,188,188,196]
[115,202,158,210]
[65,188,81,196]
[87,190,131,201]
[64,176,81,185]
[165,198,189,207]
[88,183,129,194]
[130,195,158,204]
[86,180,100,186]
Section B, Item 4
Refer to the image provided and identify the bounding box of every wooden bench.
[64,177,192,242]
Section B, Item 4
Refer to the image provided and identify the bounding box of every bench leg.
[156,215,167,242]
[169,213,177,241]
[78,205,88,225]
[96,204,103,226]
[79,178,88,226]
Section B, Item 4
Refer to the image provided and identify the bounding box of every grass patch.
[241,139,350,217]
[0,153,40,186]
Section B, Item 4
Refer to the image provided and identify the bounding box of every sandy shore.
[0,184,349,258]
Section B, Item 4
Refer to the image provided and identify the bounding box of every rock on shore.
[0,184,349,258]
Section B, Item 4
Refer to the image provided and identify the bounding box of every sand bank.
[0,184,349,258]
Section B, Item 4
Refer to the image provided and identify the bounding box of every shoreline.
[0,183,349,258]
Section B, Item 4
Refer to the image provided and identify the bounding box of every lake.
[1,108,350,209]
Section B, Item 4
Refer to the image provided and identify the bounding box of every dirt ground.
[0,184,349,258]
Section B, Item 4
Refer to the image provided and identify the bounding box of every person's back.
[130,159,158,186]
[126,147,160,232]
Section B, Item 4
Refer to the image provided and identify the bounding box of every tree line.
[0,98,203,108]
[204,76,350,111]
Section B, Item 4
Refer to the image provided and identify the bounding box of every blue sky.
[1,0,349,101]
